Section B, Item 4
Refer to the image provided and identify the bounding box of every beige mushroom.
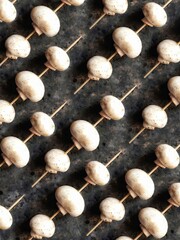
[62,0,85,6]
[99,197,125,222]
[0,100,15,124]
[139,207,168,238]
[112,27,142,58]
[102,0,128,15]
[44,149,70,174]
[70,120,100,151]
[15,71,45,102]
[167,76,180,106]
[55,185,85,217]
[0,206,13,230]
[157,39,180,64]
[125,168,155,200]
[0,0,17,23]
[155,144,179,169]
[5,34,31,59]
[31,6,60,37]
[45,46,70,71]
[0,136,30,168]
[168,182,180,207]
[116,237,133,240]
[142,105,168,130]
[87,56,113,80]
[30,112,55,137]
[30,214,55,239]
[142,2,167,27]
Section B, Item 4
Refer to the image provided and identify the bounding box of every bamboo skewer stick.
[8,194,25,211]
[89,13,106,30]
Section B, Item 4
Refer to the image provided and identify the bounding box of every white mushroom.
[125,168,155,200]
[45,46,70,71]
[0,206,13,230]
[61,0,85,6]
[30,112,55,137]
[116,237,133,240]
[139,207,168,238]
[99,197,125,222]
[31,6,60,37]
[5,34,31,59]
[44,149,70,174]
[55,185,85,217]
[100,95,125,120]
[0,136,30,168]
[112,27,142,58]
[0,0,17,23]
[155,144,179,169]
[142,105,168,130]
[102,0,128,15]
[30,214,55,239]
[70,120,100,151]
[167,76,180,106]
[15,71,45,102]
[0,100,15,124]
[168,182,180,207]
[87,56,113,80]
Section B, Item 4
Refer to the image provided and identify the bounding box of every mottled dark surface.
[0,0,180,240]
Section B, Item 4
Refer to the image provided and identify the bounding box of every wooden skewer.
[0,57,9,67]
[10,95,20,105]
[107,51,118,61]
[31,171,49,188]
[86,219,103,236]
[144,61,161,78]
[54,2,65,13]
[12,0,17,3]
[148,165,159,176]
[163,100,172,110]
[23,133,34,144]
[89,13,106,30]
[133,232,144,240]
[136,23,146,34]
[0,161,5,168]
[50,209,61,220]
[175,144,180,150]
[8,194,25,211]
[119,193,130,203]
[163,0,173,9]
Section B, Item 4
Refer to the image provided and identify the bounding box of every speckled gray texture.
[0,0,179,240]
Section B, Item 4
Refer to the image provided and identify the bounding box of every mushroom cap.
[55,185,85,217]
[102,0,128,15]
[167,76,180,105]
[99,197,125,222]
[87,56,113,80]
[62,0,85,6]
[85,161,110,186]
[0,206,13,230]
[169,182,180,207]
[70,120,100,151]
[30,112,55,137]
[0,0,17,23]
[30,214,55,239]
[0,100,15,124]
[112,27,142,58]
[155,144,179,169]
[44,149,70,173]
[139,207,168,239]
[31,6,60,37]
[0,136,30,168]
[15,71,45,102]
[142,105,168,130]
[125,168,155,200]
[116,237,133,240]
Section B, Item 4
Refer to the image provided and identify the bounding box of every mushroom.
[31,6,60,37]
[55,185,85,217]
[116,237,133,240]
[102,0,128,15]
[62,0,85,6]
[99,197,125,222]
[138,207,168,238]
[5,34,31,59]
[87,56,113,80]
[155,144,180,169]
[44,149,70,174]
[142,105,168,130]
[0,206,13,230]
[112,27,142,58]
[30,112,55,137]
[45,46,70,71]
[15,71,45,102]
[29,214,55,239]
[167,76,180,106]
[70,120,100,151]
[0,136,30,168]
[125,168,155,200]
[168,182,180,207]
[0,100,15,124]
[0,0,17,23]
[100,95,125,120]
[142,2,167,27]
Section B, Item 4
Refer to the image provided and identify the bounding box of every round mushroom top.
[87,56,113,80]
[31,6,60,37]
[0,206,13,230]
[112,27,142,58]
[44,149,70,174]
[62,0,85,6]
[99,197,125,222]
[0,136,30,168]
[5,34,31,59]
[139,207,168,239]
[116,237,133,240]
[142,2,167,27]
[167,76,180,105]
[30,214,55,239]
[0,0,17,23]
[55,185,85,217]
[157,39,180,64]
[0,100,15,124]
[168,182,180,207]
[15,71,45,102]
[70,120,100,151]
[125,168,155,200]
[142,105,168,130]
[102,0,128,15]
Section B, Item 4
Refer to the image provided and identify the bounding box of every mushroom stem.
[144,61,161,78]
[0,56,9,67]
[129,127,146,144]
[133,231,144,240]
[65,35,83,52]
[73,78,91,95]
[50,100,68,118]
[25,30,36,40]
[11,95,20,105]
[8,194,25,211]
[23,133,34,143]
[89,13,106,30]
[31,171,49,188]
[86,219,103,236]
[54,2,65,13]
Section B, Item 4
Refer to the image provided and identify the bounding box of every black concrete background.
[0,0,179,240]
